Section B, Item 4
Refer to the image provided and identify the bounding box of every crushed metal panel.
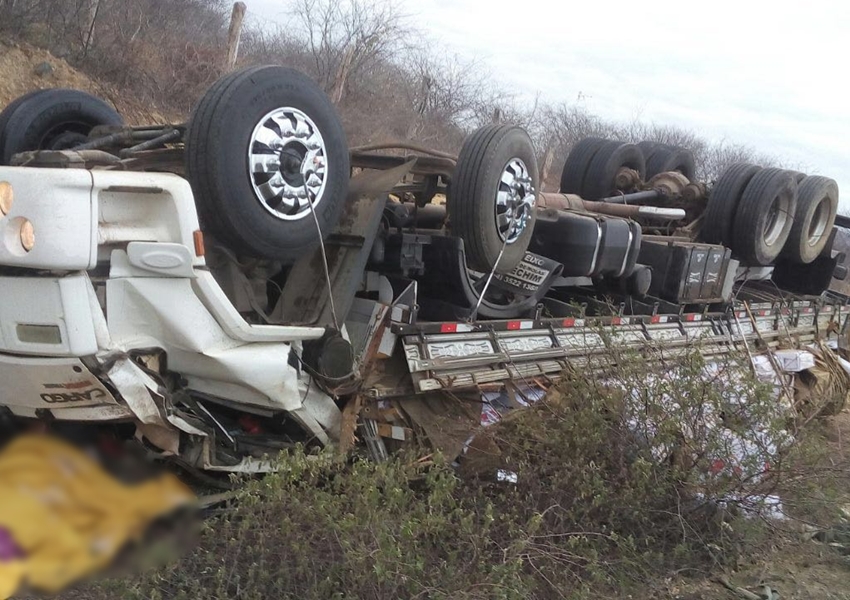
[105,356,167,426]
[105,276,341,443]
[346,297,393,371]
[298,371,343,442]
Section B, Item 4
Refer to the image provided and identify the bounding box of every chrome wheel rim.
[764,195,790,246]
[807,196,830,246]
[495,158,535,244]
[247,107,328,221]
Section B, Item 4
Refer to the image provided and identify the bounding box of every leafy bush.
[107,453,528,600]
[81,346,821,600]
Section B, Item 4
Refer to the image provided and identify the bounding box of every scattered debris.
[812,524,850,555]
[794,343,850,418]
[718,576,780,600]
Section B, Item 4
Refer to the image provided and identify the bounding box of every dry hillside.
[0,41,180,125]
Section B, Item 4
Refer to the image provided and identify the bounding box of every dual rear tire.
[559,137,694,200]
[638,141,696,181]
[559,137,645,200]
[783,175,839,264]
[702,163,838,265]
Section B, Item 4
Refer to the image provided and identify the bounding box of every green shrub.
[89,347,831,599]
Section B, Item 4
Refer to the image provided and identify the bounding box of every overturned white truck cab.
[0,66,847,472]
[0,169,341,471]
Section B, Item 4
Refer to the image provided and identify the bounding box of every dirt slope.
[0,41,178,125]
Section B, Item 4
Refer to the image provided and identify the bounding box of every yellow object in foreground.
[0,434,194,598]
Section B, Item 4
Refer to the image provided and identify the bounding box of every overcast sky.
[245,0,850,207]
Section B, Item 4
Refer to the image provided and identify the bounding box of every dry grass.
[61,348,850,600]
[0,40,181,125]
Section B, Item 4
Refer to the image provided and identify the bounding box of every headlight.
[0,181,12,216]
[20,219,34,252]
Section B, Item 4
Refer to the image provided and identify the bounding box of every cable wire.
[301,165,341,331]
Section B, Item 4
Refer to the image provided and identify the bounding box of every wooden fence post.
[224,2,247,72]
[83,0,101,59]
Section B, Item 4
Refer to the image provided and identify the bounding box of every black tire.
[732,168,797,266]
[582,141,646,200]
[0,90,51,160]
[0,89,122,164]
[448,124,539,274]
[559,137,608,195]
[787,170,807,184]
[782,175,838,264]
[701,163,760,245]
[185,65,350,262]
[637,140,662,159]
[645,145,696,181]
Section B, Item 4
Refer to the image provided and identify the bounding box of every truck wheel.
[732,168,797,266]
[787,170,807,184]
[0,90,48,159]
[637,140,662,157]
[645,145,696,181]
[0,89,123,164]
[186,65,349,262]
[559,137,608,195]
[701,163,760,245]
[461,266,541,319]
[582,141,645,200]
[782,175,838,264]
[448,124,539,274]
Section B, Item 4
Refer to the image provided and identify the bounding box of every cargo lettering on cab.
[40,381,107,404]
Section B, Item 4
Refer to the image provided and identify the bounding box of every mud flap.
[418,235,563,320]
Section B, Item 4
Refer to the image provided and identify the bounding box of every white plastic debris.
[480,384,546,426]
[496,470,518,484]
[770,349,816,373]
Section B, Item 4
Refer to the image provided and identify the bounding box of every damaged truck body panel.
[0,157,847,472]
[0,69,846,471]
[0,168,342,471]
